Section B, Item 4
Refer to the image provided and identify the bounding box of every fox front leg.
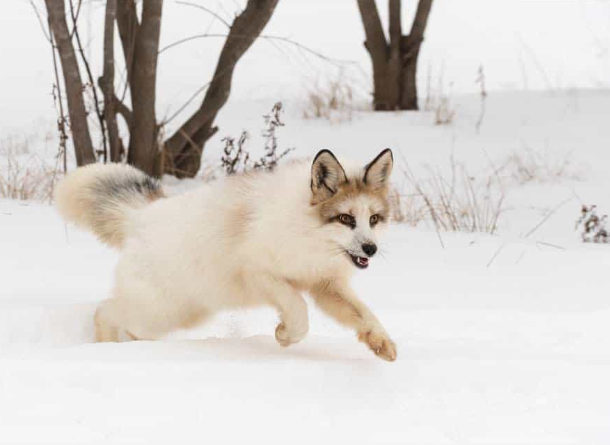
[257,276,309,347]
[310,280,397,362]
[273,292,309,347]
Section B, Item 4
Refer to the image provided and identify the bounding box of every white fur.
[56,156,397,361]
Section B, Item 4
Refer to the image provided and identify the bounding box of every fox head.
[310,149,393,270]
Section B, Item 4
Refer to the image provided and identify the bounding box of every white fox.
[55,149,397,361]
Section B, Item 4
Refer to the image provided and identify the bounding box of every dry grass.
[433,97,455,126]
[388,145,579,234]
[497,145,582,185]
[302,73,367,123]
[392,158,505,234]
[389,188,428,226]
[475,65,487,134]
[423,65,456,126]
[0,137,62,202]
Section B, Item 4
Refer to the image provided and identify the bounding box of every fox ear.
[311,150,347,202]
[363,148,393,190]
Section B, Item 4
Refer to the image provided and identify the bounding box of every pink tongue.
[358,257,369,265]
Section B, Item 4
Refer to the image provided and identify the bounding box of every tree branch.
[69,0,108,162]
[44,0,95,166]
[356,0,387,60]
[159,33,351,66]
[176,1,232,29]
[159,33,354,126]
[114,95,133,127]
[406,0,433,46]
[116,0,139,90]
[47,17,68,172]
[127,0,163,175]
[99,0,122,162]
[389,0,401,54]
[68,0,83,38]
[164,0,279,177]
[30,0,52,42]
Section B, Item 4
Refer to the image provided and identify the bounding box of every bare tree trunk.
[68,0,108,162]
[357,0,395,110]
[387,0,402,109]
[45,0,95,165]
[357,0,434,111]
[127,0,163,176]
[116,0,138,89]
[164,0,279,178]
[99,0,122,162]
[400,46,420,110]
[400,0,433,110]
[114,0,136,130]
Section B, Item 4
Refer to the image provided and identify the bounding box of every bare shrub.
[576,205,609,243]
[396,158,505,234]
[302,73,363,123]
[498,145,582,185]
[221,102,294,176]
[255,102,294,170]
[221,132,251,176]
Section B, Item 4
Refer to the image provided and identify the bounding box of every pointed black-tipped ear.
[363,148,393,190]
[311,149,348,202]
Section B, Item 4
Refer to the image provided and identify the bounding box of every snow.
[2,89,610,444]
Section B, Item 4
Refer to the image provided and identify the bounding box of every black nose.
[362,243,377,257]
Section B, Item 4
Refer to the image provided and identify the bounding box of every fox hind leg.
[94,289,207,343]
[94,302,120,342]
[93,298,160,342]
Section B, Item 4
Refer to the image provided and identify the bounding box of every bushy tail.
[54,163,164,248]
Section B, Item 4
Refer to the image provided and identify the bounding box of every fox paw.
[275,322,306,347]
[358,329,397,362]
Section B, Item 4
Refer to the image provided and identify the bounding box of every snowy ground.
[2,91,610,444]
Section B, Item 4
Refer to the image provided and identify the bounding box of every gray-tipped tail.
[54,163,164,248]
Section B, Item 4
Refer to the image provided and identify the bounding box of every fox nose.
[362,243,377,257]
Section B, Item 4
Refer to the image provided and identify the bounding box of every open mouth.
[349,254,370,269]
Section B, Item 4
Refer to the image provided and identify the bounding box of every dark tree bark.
[127,0,163,176]
[164,0,279,178]
[357,0,434,111]
[99,0,122,162]
[45,0,96,165]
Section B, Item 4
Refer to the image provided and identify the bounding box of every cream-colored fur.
[55,152,397,361]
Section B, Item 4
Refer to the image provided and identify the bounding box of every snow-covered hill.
[2,90,610,444]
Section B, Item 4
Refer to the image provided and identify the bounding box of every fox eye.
[338,214,355,227]
[370,214,380,226]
